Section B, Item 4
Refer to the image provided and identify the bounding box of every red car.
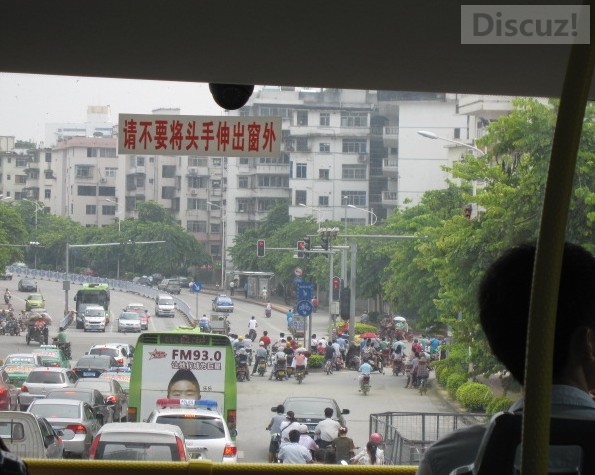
[0,369,20,410]
[124,303,150,330]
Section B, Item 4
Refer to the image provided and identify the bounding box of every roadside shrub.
[434,363,452,387]
[354,323,378,335]
[486,396,514,415]
[446,373,468,398]
[308,354,324,369]
[456,382,493,412]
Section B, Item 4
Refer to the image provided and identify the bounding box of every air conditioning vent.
[190,189,197,195]
[358,154,369,163]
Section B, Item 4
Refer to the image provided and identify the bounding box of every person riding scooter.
[358,358,372,392]
[3,289,11,305]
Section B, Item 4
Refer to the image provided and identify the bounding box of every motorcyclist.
[265,302,272,318]
[248,315,258,341]
[233,335,245,352]
[198,314,211,332]
[3,288,10,305]
[269,347,288,380]
[358,358,372,392]
[235,348,250,381]
[56,326,68,344]
[252,341,268,375]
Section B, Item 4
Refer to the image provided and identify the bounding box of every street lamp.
[23,198,44,230]
[207,201,226,287]
[347,204,378,225]
[417,130,486,156]
[104,198,122,279]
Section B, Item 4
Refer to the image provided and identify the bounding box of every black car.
[273,397,350,436]
[18,278,37,292]
[72,355,117,379]
[45,387,113,426]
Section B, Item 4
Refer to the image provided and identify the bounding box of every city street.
[1,273,454,462]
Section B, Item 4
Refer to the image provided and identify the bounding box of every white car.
[117,311,141,333]
[146,399,237,463]
[83,305,107,332]
[88,343,133,368]
[89,422,188,461]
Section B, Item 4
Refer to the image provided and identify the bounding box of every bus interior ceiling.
[1,0,594,101]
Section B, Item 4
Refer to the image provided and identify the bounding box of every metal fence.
[7,265,195,325]
[369,411,489,465]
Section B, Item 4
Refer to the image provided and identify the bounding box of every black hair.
[479,242,595,384]
[276,404,285,413]
[288,429,301,443]
[367,441,378,465]
[324,407,334,418]
[167,369,200,394]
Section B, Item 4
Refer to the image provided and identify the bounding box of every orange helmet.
[369,433,383,444]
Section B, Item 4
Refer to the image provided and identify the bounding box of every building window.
[98,186,116,196]
[5,175,10,181]
[259,154,290,164]
[211,244,221,256]
[86,205,96,215]
[136,156,145,166]
[318,196,329,206]
[342,139,367,154]
[187,221,207,233]
[187,198,208,210]
[44,189,51,199]
[87,147,117,158]
[45,152,51,162]
[212,180,221,189]
[296,137,309,152]
[210,222,221,233]
[319,143,330,153]
[188,157,208,167]
[257,198,283,211]
[342,164,367,180]
[75,165,93,178]
[77,186,96,196]
[454,128,461,139]
[341,111,368,127]
[238,176,249,189]
[319,169,330,180]
[296,163,307,179]
[16,157,28,167]
[237,199,251,213]
[161,186,176,199]
[212,158,222,167]
[320,113,330,126]
[105,167,117,177]
[102,205,116,216]
[15,175,27,184]
[295,190,307,205]
[297,110,308,126]
[162,165,176,178]
[342,191,367,206]
[135,175,145,188]
[239,157,250,165]
[257,175,289,188]
[189,176,208,189]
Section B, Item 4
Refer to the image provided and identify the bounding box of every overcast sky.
[0,73,227,145]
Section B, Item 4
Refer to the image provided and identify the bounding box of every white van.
[155,294,176,318]
[83,304,107,332]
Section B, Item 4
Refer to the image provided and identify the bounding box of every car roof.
[30,398,84,406]
[97,422,184,437]
[76,355,113,362]
[28,366,68,373]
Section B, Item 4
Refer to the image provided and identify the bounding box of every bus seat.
[450,412,595,475]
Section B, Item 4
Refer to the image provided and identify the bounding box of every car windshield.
[90,348,118,358]
[120,312,139,320]
[30,403,81,419]
[47,390,92,403]
[27,294,42,300]
[76,358,111,369]
[5,356,36,365]
[285,400,338,417]
[158,298,173,305]
[96,442,180,461]
[26,372,64,384]
[155,415,225,439]
[217,298,232,305]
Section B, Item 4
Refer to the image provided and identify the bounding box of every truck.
[73,283,110,329]
[209,313,230,335]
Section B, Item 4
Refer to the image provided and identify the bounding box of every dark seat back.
[451,412,595,475]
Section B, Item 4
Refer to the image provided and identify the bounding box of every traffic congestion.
[0,268,451,465]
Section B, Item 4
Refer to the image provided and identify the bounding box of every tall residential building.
[45,105,115,147]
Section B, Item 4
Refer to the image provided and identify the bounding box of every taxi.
[100,367,131,394]
[32,345,70,368]
[25,293,45,311]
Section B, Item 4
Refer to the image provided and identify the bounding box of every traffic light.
[340,287,351,320]
[332,277,341,301]
[304,236,311,251]
[256,239,266,257]
[297,240,305,258]
[321,234,329,250]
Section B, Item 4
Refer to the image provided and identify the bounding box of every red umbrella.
[359,332,378,339]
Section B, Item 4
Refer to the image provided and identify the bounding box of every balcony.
[382,191,399,207]
[382,158,399,178]
[383,127,399,148]
[457,94,514,120]
[130,165,146,175]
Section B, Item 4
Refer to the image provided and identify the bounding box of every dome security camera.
[209,83,254,110]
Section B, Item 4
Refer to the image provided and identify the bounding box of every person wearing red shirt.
[259,330,271,348]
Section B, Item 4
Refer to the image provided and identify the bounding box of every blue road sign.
[192,282,202,293]
[297,282,314,301]
[296,299,314,317]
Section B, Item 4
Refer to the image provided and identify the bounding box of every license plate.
[83,372,95,377]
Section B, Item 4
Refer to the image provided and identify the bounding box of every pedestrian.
[229,280,235,296]
[244,282,248,298]
[286,308,294,328]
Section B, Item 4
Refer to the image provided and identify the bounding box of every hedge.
[486,396,514,415]
[308,354,324,368]
[456,382,493,412]
[446,373,468,399]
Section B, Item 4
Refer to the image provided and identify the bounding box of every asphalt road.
[1,274,453,463]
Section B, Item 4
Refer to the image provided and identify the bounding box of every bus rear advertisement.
[128,331,237,434]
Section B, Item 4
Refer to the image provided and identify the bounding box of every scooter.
[257,357,267,376]
[273,360,287,381]
[295,366,306,384]
[248,328,257,342]
[5,317,19,336]
[52,338,72,359]
[235,361,250,382]
[392,356,405,376]
[360,374,371,395]
[265,308,272,318]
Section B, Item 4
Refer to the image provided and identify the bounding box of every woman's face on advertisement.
[168,380,200,399]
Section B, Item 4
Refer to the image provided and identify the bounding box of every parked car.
[19,367,78,411]
[75,377,128,422]
[117,311,141,333]
[89,422,188,461]
[88,343,133,367]
[46,387,113,426]
[0,411,66,459]
[146,399,237,462]
[25,292,45,311]
[0,269,13,280]
[18,278,37,292]
[124,303,150,330]
[27,398,101,458]
[72,355,117,379]
[32,345,70,368]
[272,396,350,436]
[82,304,107,332]
[0,368,20,410]
[155,294,176,318]
[157,278,181,294]
[212,295,234,313]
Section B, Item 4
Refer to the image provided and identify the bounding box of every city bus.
[127,328,237,437]
[73,283,111,329]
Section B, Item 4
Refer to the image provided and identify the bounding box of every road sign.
[297,282,314,301]
[296,300,314,317]
[192,282,202,293]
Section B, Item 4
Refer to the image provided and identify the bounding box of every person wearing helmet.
[235,347,250,381]
[233,334,245,352]
[252,340,268,375]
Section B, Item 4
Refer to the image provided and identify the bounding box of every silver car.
[19,367,78,411]
[27,398,101,458]
[117,311,141,333]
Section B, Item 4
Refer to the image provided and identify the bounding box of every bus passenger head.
[479,242,595,385]
[167,369,201,399]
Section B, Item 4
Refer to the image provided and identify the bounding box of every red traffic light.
[297,241,305,250]
[257,240,266,257]
[333,277,340,289]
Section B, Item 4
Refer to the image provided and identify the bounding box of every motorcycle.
[273,360,287,381]
[52,338,72,359]
[235,360,250,382]
[5,317,19,336]
[392,356,405,376]
[265,307,272,318]
[257,357,267,376]
[286,355,294,378]
[360,374,371,395]
[248,328,257,342]
[4,294,10,305]
[295,365,306,384]
[334,356,344,372]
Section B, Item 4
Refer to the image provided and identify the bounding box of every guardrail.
[369,411,488,465]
